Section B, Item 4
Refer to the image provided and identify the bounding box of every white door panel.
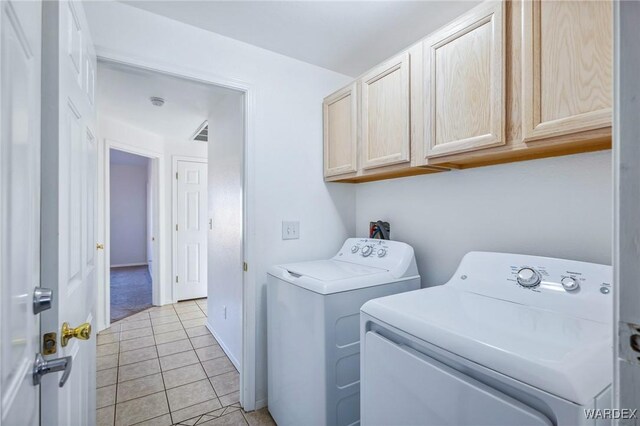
[41,1,97,425]
[176,160,208,301]
[0,1,42,425]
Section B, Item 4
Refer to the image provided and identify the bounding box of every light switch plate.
[282,221,300,240]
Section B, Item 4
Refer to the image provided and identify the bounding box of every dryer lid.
[361,286,612,406]
[281,260,386,281]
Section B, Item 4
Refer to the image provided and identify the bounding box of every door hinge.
[176,224,178,231]
[176,172,178,180]
[42,332,57,355]
[175,275,179,283]
[243,262,248,272]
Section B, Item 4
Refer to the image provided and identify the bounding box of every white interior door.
[0,1,42,425]
[175,160,208,301]
[40,1,98,425]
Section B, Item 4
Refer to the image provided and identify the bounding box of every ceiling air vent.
[191,121,208,142]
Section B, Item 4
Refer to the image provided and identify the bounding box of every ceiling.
[120,1,480,77]
[97,61,239,141]
[110,149,149,166]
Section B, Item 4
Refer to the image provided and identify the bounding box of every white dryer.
[267,238,421,426]
[360,252,612,426]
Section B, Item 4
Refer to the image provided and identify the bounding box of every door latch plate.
[43,332,57,355]
[620,321,640,364]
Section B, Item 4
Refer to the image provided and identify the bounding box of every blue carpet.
[110,266,152,322]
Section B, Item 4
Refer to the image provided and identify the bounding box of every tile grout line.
[113,326,121,426]
[110,311,171,424]
[182,304,223,400]
[170,301,215,426]
[173,300,220,421]
[171,300,229,425]
[152,304,175,425]
[190,302,243,407]
[99,300,239,426]
[129,412,173,426]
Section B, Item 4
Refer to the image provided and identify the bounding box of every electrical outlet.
[282,221,300,240]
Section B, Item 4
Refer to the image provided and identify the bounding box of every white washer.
[361,252,613,426]
[267,238,421,426]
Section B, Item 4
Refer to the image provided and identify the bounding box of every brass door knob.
[61,322,92,347]
[96,243,104,250]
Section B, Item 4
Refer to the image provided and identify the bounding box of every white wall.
[207,93,244,368]
[110,160,148,266]
[356,151,613,287]
[99,116,208,305]
[85,1,354,408]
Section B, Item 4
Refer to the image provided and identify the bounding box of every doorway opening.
[96,59,250,410]
[109,148,156,321]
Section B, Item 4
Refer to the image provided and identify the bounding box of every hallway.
[96,299,273,426]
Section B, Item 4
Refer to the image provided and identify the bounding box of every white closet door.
[175,160,208,301]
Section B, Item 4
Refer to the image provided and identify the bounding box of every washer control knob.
[361,246,373,257]
[351,245,360,254]
[517,267,541,288]
[561,276,579,292]
[377,249,387,258]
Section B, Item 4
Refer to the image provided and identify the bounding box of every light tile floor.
[96,298,275,426]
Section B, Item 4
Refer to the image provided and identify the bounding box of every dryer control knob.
[377,249,387,258]
[561,276,579,292]
[517,267,541,288]
[351,245,360,254]
[361,246,373,257]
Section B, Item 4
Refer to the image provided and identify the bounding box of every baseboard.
[111,262,148,268]
[97,320,109,334]
[205,321,241,371]
[255,398,268,410]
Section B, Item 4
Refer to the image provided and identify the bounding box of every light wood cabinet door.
[424,1,505,158]
[323,83,357,177]
[361,52,410,169]
[522,0,612,142]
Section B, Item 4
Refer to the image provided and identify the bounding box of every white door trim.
[94,49,256,411]
[613,0,640,413]
[98,138,164,332]
[172,155,207,303]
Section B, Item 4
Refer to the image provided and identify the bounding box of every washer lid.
[268,260,410,294]
[361,286,612,405]
[282,260,386,281]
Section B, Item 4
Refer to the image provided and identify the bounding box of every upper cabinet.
[522,0,612,142]
[361,52,410,169]
[424,1,505,158]
[323,83,358,177]
[323,0,612,182]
